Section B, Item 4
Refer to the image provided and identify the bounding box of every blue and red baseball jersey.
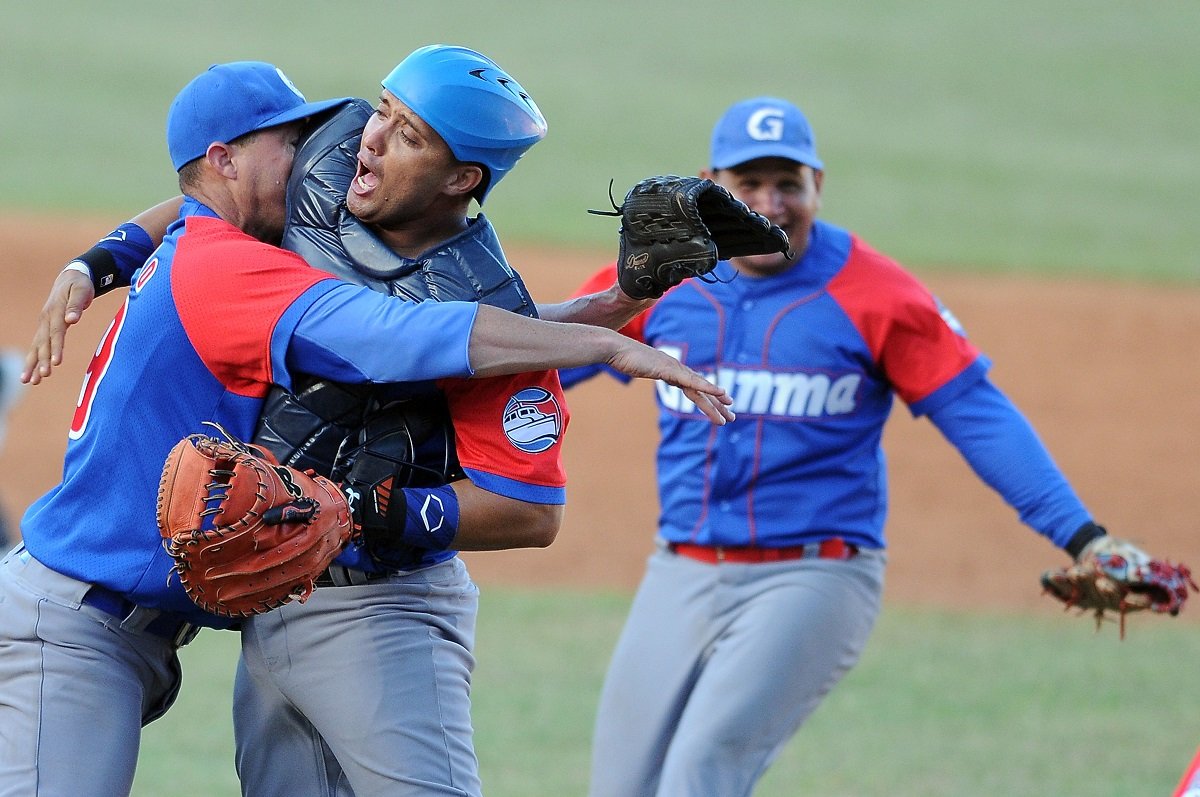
[440,372,569,505]
[329,369,571,573]
[21,198,479,625]
[566,219,990,551]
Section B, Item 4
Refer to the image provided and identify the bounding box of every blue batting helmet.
[381,45,547,203]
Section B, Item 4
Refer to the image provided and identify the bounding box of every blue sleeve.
[461,467,566,505]
[78,222,157,293]
[104,222,156,284]
[558,363,631,390]
[926,376,1091,549]
[286,283,479,384]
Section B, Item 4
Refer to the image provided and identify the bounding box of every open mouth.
[352,157,380,195]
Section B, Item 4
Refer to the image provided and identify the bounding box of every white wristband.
[63,260,92,279]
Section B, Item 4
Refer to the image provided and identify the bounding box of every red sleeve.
[172,217,334,397]
[570,262,649,344]
[828,236,981,405]
[438,370,569,493]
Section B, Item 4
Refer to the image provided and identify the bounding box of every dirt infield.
[1,213,1197,622]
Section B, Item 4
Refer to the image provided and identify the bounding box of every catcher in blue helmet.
[231,46,560,797]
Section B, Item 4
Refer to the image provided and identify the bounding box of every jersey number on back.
[69,298,128,440]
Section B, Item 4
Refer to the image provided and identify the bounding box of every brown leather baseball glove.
[156,425,353,617]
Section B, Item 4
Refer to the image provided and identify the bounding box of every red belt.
[668,539,857,564]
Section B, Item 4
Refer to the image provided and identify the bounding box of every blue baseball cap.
[381,45,547,203]
[167,61,351,171]
[710,96,823,171]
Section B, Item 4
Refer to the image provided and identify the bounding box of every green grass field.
[4,3,1198,795]
[2,0,1198,280]
[135,591,1200,797]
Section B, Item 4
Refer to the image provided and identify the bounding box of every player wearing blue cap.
[562,96,1139,796]
[1,59,730,797]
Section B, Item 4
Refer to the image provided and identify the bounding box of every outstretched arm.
[466,304,733,425]
[536,281,653,330]
[927,375,1095,552]
[536,263,646,389]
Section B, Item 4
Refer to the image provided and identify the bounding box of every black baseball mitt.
[593,175,791,300]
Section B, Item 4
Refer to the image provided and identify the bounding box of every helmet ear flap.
[381,45,547,203]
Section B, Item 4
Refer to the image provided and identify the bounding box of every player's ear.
[205,142,238,178]
[446,164,484,198]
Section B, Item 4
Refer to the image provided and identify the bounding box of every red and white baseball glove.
[1041,535,1196,638]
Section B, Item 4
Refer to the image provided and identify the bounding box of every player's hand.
[23,268,95,385]
[606,341,735,425]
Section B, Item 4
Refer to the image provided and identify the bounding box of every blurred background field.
[2,2,1198,795]
[1,0,1197,281]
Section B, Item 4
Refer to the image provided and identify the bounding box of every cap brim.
[256,96,356,134]
[713,143,823,172]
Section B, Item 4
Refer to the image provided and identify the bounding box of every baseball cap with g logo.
[166,61,351,171]
[709,96,823,171]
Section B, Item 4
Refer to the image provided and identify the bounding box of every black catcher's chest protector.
[252,99,539,487]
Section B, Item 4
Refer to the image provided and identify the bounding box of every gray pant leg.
[234,652,344,797]
[235,557,480,797]
[0,547,182,797]
[590,551,725,797]
[659,549,884,797]
[589,548,885,797]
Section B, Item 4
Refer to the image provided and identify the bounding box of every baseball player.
[561,96,1152,796]
[1,60,730,797]
[231,47,601,796]
[0,347,26,548]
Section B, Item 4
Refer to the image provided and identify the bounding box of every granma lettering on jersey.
[655,346,862,419]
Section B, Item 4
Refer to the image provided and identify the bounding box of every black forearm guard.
[68,219,156,295]
[69,245,123,294]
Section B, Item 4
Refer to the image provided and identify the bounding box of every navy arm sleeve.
[926,376,1091,549]
[74,222,156,294]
